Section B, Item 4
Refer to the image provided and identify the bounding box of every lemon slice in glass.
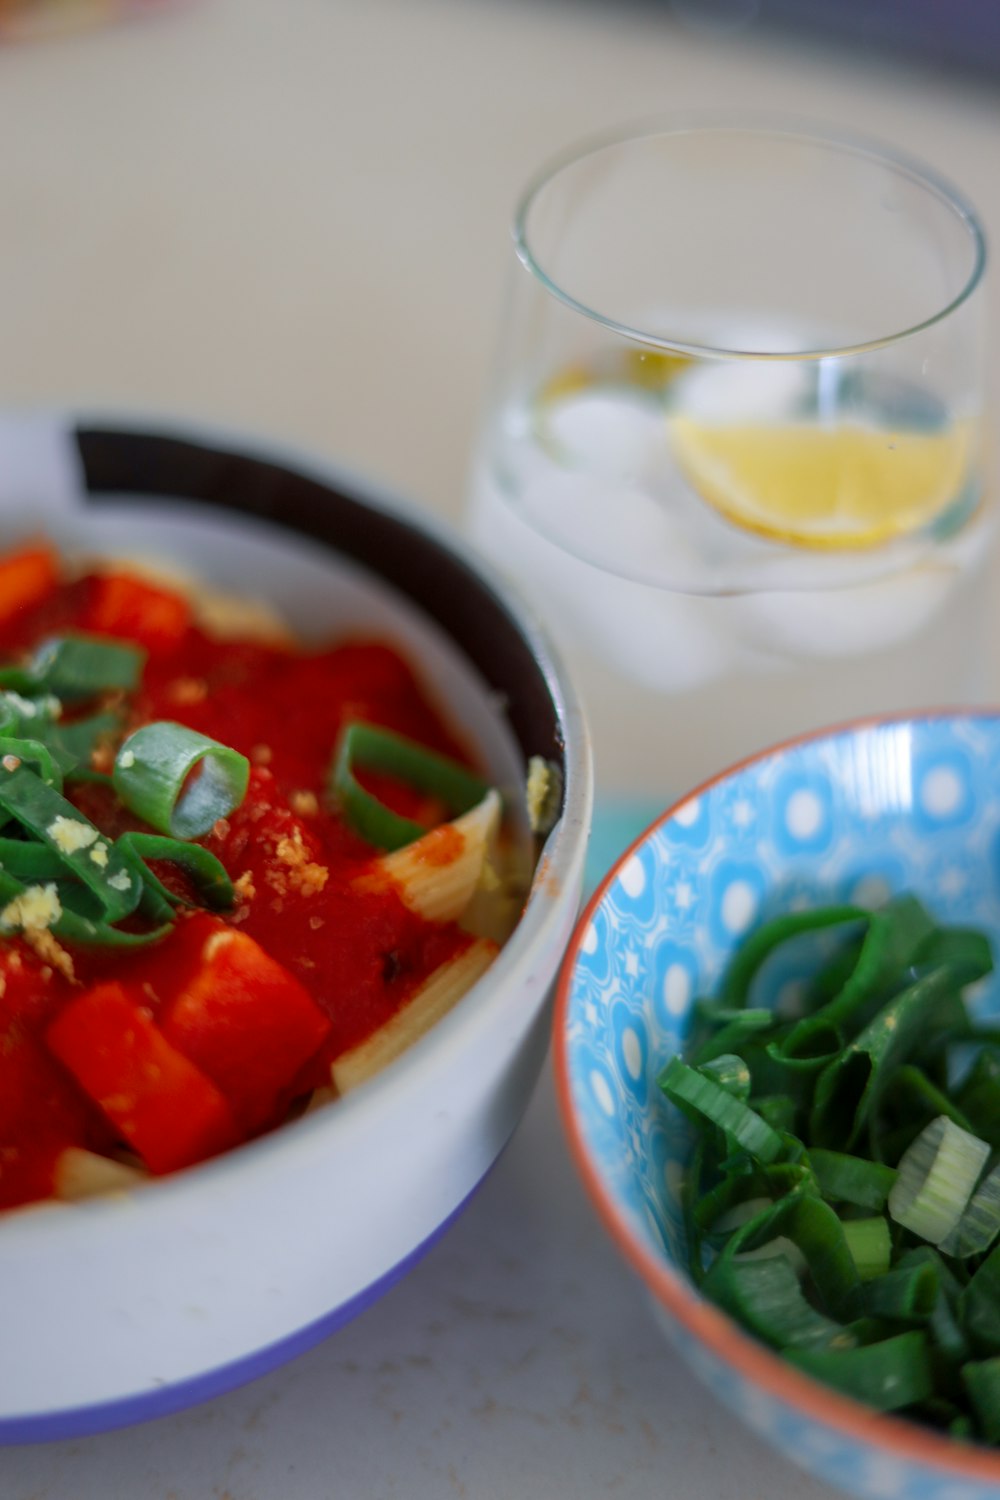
[670,418,973,549]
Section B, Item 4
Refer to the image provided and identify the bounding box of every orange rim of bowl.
[553,706,1000,1484]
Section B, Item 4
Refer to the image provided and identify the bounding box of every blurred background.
[2,7,1000,1500]
[0,0,997,529]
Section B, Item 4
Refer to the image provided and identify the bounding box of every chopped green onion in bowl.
[661,895,1000,1441]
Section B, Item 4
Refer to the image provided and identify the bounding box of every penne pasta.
[460,835,532,945]
[302,1084,339,1114]
[190,589,294,646]
[331,938,498,1093]
[54,1147,147,1202]
[356,789,502,925]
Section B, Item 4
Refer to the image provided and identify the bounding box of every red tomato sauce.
[0,552,484,1209]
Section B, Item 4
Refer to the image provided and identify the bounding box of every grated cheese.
[1,883,62,933]
[525,756,562,835]
[271,834,329,897]
[46,816,100,856]
[4,691,61,721]
[290,790,319,818]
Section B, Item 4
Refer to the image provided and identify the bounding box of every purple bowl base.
[1,1167,490,1446]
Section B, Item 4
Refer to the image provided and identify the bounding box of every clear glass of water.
[469,120,990,801]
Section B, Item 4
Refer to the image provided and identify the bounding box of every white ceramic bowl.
[0,412,592,1442]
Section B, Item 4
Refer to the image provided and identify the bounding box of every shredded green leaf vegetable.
[660,894,1000,1445]
[0,635,239,950]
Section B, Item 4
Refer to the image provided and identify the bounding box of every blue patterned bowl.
[555,712,1000,1500]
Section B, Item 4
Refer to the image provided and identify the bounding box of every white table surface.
[1,4,999,1496]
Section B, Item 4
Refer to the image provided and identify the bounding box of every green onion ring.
[0,634,145,699]
[330,721,489,852]
[113,722,250,841]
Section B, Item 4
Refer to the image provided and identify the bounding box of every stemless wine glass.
[469,120,990,803]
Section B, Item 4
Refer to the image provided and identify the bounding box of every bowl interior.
[562,713,1000,1278]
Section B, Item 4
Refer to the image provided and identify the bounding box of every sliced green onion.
[64,767,113,787]
[0,695,122,782]
[871,1122,924,1169]
[955,1050,1000,1149]
[810,967,968,1150]
[716,905,869,1011]
[703,1252,852,1354]
[888,1116,990,1246]
[962,1359,1000,1443]
[671,895,1000,1440]
[844,1317,895,1347]
[0,764,138,922]
[883,1064,976,1137]
[960,1244,1000,1355]
[659,1056,785,1165]
[330,721,489,852]
[55,881,106,922]
[766,1034,842,1072]
[753,1094,798,1133]
[116,832,235,912]
[0,690,61,734]
[929,1283,971,1364]
[898,1249,970,1364]
[113,722,249,841]
[842,1218,892,1281]
[731,1193,863,1322]
[779,895,937,1061]
[712,1196,778,1237]
[0,839,70,883]
[681,1135,708,1285]
[706,1191,861,1322]
[0,865,166,949]
[0,668,39,696]
[0,736,67,791]
[786,1331,934,1411]
[865,1260,939,1320]
[691,1008,774,1065]
[0,634,145,699]
[941,1163,1000,1260]
[52,905,172,948]
[694,1162,814,1237]
[53,711,122,772]
[916,927,995,989]
[733,1232,808,1277]
[698,1053,751,1100]
[809,1150,896,1211]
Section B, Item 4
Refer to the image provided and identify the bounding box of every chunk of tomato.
[0,946,96,1209]
[82,572,191,654]
[0,542,58,629]
[46,981,239,1175]
[158,915,331,1134]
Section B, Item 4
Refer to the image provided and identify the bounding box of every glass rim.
[511,113,988,361]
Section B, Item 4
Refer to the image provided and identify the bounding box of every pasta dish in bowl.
[0,415,591,1440]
